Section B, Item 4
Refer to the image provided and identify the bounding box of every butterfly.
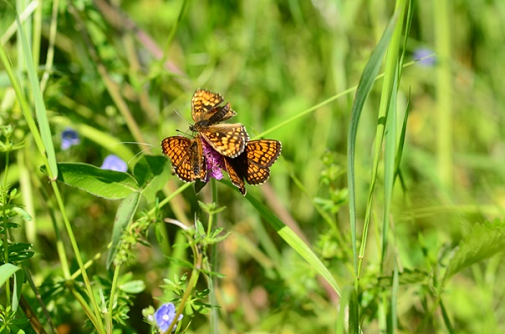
[161,136,206,182]
[224,139,282,195]
[189,89,249,158]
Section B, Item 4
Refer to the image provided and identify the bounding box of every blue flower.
[101,154,127,172]
[154,303,183,332]
[201,139,225,182]
[413,47,436,66]
[61,127,80,150]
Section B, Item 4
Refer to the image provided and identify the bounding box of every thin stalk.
[106,265,122,333]
[434,0,453,190]
[208,179,219,334]
[2,151,11,306]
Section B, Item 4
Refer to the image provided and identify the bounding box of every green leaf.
[445,219,505,278]
[107,192,141,269]
[0,263,21,288]
[41,163,139,199]
[133,155,170,203]
[245,193,340,296]
[119,280,146,294]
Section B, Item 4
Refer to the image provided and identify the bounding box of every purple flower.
[154,303,183,332]
[413,47,436,66]
[201,139,225,182]
[101,154,127,172]
[61,127,80,150]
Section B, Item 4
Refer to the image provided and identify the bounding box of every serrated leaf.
[41,163,139,199]
[445,219,505,278]
[377,268,430,288]
[133,155,170,203]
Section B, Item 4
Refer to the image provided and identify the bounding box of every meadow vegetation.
[1,0,505,333]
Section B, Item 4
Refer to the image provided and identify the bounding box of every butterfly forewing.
[199,123,249,158]
[161,136,206,182]
[246,140,282,167]
[161,137,191,166]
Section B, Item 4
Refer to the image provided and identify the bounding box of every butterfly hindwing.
[224,139,281,194]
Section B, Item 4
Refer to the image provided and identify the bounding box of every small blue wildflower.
[413,47,436,66]
[61,127,80,150]
[201,139,225,182]
[101,154,127,172]
[154,303,183,332]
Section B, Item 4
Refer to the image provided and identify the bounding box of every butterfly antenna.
[174,109,192,126]
[175,128,192,137]
[127,145,155,165]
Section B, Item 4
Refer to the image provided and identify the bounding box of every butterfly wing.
[246,140,282,168]
[243,140,281,184]
[161,136,206,182]
[199,123,249,158]
[224,157,246,195]
[191,89,224,123]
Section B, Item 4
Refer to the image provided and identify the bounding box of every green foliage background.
[1,0,505,333]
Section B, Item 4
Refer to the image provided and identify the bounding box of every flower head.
[61,127,80,150]
[154,303,183,332]
[101,154,127,172]
[413,47,436,67]
[201,139,225,182]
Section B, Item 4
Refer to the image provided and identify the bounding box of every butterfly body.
[190,89,248,158]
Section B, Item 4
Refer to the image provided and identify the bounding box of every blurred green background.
[1,0,505,333]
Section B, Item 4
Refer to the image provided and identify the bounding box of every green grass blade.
[337,285,360,334]
[347,13,398,275]
[15,10,58,179]
[0,263,21,288]
[12,268,25,312]
[107,192,141,269]
[246,194,341,295]
[390,262,399,334]
[381,71,399,269]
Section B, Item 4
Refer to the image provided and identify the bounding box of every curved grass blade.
[0,263,21,288]
[15,10,58,179]
[348,14,398,274]
[107,192,141,269]
[245,193,340,296]
[337,285,359,334]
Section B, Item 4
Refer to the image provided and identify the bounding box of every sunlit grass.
[1,0,505,333]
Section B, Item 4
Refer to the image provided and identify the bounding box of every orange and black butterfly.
[224,139,282,195]
[189,89,249,158]
[162,89,248,182]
